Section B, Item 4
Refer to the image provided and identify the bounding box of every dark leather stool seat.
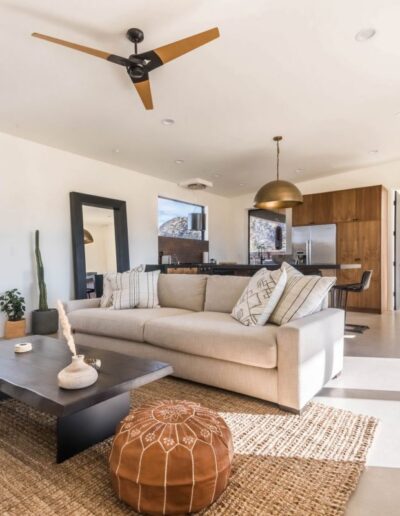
[331,270,373,334]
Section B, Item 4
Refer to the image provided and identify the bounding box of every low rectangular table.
[0,335,173,462]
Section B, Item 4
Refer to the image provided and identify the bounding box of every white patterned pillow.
[269,262,336,325]
[231,268,287,326]
[100,265,144,308]
[111,270,160,310]
[111,269,160,309]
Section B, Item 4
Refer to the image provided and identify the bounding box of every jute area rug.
[0,377,377,516]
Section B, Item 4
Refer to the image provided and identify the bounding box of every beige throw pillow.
[269,262,336,325]
[111,269,160,310]
[231,267,287,326]
[100,265,144,308]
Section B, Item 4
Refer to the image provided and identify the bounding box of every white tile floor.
[314,312,400,515]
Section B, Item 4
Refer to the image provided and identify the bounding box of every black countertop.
[147,263,361,276]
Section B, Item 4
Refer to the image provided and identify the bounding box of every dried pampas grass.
[57,300,77,357]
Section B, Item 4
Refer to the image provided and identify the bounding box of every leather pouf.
[109,400,234,515]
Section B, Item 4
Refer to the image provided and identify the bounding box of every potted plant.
[31,230,59,335]
[0,289,26,339]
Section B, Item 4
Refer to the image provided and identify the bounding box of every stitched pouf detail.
[109,400,234,515]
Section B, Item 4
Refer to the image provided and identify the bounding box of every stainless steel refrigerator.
[292,224,336,265]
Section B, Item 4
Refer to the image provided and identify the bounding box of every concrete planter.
[31,309,59,335]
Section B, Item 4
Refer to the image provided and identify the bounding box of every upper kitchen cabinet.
[332,188,357,222]
[292,192,333,226]
[312,192,333,224]
[291,194,314,226]
[356,185,382,221]
[293,185,384,225]
[332,185,382,222]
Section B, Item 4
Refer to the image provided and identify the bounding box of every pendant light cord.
[276,139,280,180]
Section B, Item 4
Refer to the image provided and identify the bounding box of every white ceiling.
[1,0,400,197]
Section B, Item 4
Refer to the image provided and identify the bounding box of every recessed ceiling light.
[113,148,120,154]
[355,28,376,42]
[161,118,175,126]
[174,159,184,164]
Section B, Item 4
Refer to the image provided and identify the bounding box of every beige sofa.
[66,274,344,413]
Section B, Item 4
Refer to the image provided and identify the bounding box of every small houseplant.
[0,289,26,339]
[31,230,59,335]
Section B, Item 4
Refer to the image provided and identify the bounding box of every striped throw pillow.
[111,269,160,310]
[100,265,144,308]
[231,267,287,326]
[269,262,336,325]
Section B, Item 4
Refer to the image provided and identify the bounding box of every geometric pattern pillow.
[100,265,144,308]
[269,262,336,326]
[231,267,287,326]
[111,269,160,309]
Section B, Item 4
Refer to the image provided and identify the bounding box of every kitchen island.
[146,263,361,276]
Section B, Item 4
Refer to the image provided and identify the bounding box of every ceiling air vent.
[179,178,213,190]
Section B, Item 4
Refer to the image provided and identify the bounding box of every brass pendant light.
[254,136,303,210]
[84,229,94,244]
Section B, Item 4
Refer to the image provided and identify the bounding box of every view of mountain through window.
[158,197,204,240]
[249,213,286,263]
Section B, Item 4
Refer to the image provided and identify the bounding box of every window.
[158,197,205,240]
[248,209,287,264]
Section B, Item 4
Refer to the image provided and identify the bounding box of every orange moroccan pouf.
[109,400,233,515]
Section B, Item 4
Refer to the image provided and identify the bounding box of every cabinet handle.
[354,258,361,261]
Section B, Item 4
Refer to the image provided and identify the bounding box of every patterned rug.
[0,377,377,515]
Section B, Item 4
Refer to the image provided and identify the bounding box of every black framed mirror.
[70,192,130,299]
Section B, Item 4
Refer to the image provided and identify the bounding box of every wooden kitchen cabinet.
[292,194,314,226]
[332,188,357,222]
[336,218,385,312]
[312,192,333,224]
[356,185,382,221]
[291,185,387,312]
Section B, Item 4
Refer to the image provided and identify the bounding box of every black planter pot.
[31,309,59,335]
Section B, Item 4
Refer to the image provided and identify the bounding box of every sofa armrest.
[276,308,344,412]
[64,298,101,314]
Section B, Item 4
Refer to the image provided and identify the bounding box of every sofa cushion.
[204,275,250,313]
[144,311,278,369]
[100,265,145,308]
[68,307,192,342]
[270,263,336,326]
[231,268,287,326]
[158,274,207,312]
[111,269,160,309]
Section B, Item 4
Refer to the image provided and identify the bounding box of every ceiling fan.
[32,27,220,110]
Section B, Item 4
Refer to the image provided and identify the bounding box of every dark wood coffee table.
[0,335,173,462]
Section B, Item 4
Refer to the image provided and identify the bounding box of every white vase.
[58,354,98,390]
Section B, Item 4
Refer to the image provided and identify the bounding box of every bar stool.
[331,270,373,334]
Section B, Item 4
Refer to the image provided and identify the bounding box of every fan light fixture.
[84,229,94,244]
[254,136,303,210]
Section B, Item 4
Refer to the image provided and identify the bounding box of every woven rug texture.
[0,377,377,515]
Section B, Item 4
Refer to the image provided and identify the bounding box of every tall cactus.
[35,230,49,311]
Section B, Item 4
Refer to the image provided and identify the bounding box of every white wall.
[0,132,235,336]
[231,160,400,309]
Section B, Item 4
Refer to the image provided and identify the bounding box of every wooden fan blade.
[134,79,154,110]
[31,33,131,66]
[153,27,220,64]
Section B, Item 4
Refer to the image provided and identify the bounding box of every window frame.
[158,195,206,241]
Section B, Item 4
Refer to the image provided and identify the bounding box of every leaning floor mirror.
[70,192,130,299]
